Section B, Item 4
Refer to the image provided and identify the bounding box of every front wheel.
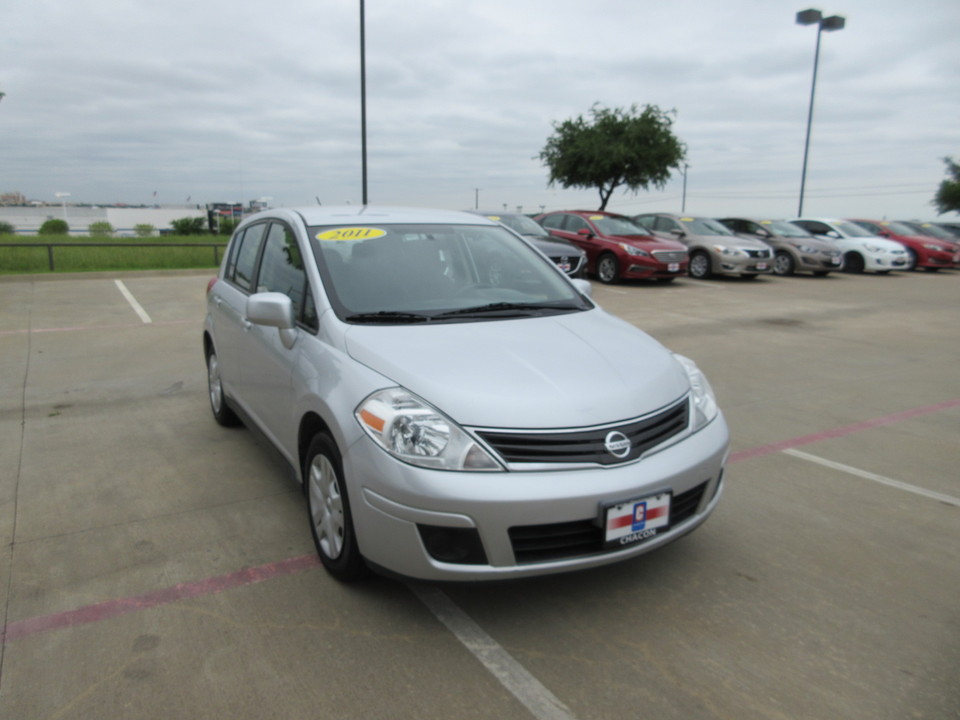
[596,253,620,284]
[305,434,367,581]
[843,252,865,273]
[773,251,796,276]
[688,251,712,279]
[905,249,918,271]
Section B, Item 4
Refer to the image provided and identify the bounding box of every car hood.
[343,309,689,428]
[688,232,770,249]
[608,234,687,251]
[528,235,586,257]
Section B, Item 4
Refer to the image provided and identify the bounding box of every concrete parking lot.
[0,268,958,720]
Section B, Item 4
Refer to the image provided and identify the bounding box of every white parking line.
[114,280,152,324]
[783,449,960,507]
[411,585,580,720]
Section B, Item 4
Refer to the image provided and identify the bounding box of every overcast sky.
[2,0,958,220]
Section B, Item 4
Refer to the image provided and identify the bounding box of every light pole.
[796,8,845,217]
[55,192,71,224]
[359,0,368,205]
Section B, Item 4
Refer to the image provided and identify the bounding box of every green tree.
[38,218,69,235]
[134,224,155,237]
[539,103,687,211]
[88,221,115,237]
[932,157,960,215]
[0,221,15,235]
[170,216,208,235]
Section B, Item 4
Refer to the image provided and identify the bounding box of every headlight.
[712,245,745,256]
[793,244,820,254]
[356,388,502,471]
[863,244,883,253]
[674,355,719,431]
[924,243,943,251]
[618,242,650,257]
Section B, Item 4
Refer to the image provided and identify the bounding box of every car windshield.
[487,214,546,237]
[309,223,591,323]
[681,218,734,236]
[590,215,647,236]
[764,220,812,238]
[880,221,919,236]
[832,220,873,237]
[908,223,953,240]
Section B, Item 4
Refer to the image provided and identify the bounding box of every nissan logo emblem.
[604,431,631,458]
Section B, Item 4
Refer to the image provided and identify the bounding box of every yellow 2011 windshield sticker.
[316,227,387,241]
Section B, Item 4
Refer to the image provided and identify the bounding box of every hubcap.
[690,254,709,277]
[208,354,222,413]
[309,455,344,559]
[598,257,616,282]
[774,254,792,275]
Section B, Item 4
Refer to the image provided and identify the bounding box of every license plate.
[756,262,768,270]
[603,492,671,549]
[668,263,680,272]
[559,260,572,272]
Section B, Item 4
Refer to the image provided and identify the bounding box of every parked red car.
[848,219,958,271]
[535,210,688,283]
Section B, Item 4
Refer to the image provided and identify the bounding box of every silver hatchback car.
[204,207,729,582]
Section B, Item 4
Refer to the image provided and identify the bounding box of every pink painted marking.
[3,398,958,643]
[2,554,319,642]
[729,398,960,464]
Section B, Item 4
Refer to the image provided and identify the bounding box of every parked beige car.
[634,213,774,279]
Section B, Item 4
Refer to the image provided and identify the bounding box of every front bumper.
[345,412,730,581]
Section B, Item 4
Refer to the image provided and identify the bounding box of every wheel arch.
[299,412,334,484]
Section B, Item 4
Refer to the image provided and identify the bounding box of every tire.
[596,253,620,284]
[843,252,865,273]
[688,251,712,279]
[905,249,918,271]
[304,433,367,581]
[773,251,796,276]
[206,347,241,427]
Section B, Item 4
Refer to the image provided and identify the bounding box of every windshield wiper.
[345,311,432,324]
[437,301,583,318]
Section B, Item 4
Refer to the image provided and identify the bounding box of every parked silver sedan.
[718,217,843,276]
[203,207,729,582]
[634,213,774,279]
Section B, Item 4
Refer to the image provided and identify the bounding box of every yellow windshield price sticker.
[316,227,387,241]
[589,215,604,220]
[486,215,502,221]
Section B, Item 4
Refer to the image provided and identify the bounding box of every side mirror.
[247,292,298,349]
[825,231,841,239]
[670,228,686,238]
[577,228,594,238]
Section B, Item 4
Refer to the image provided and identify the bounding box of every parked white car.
[789,218,909,273]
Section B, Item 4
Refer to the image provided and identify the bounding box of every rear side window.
[227,223,268,292]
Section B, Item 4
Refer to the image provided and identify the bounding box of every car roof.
[287,206,499,227]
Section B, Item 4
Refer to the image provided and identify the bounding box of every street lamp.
[796,8,845,217]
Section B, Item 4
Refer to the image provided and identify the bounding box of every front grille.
[508,481,709,564]
[551,254,584,275]
[745,248,772,259]
[476,399,689,466]
[652,250,687,263]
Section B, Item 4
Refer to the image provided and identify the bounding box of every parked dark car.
[467,211,586,277]
[535,210,688,284]
[718,217,842,276]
